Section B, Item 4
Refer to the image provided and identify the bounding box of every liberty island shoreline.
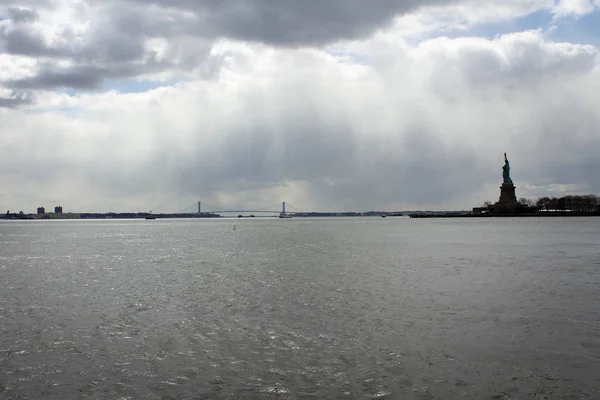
[3,154,599,220]
[3,210,600,221]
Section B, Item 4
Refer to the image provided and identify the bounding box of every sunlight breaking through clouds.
[0,0,599,212]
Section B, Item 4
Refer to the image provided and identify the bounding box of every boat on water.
[279,213,293,219]
[145,215,156,220]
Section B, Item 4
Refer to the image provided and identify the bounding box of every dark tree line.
[534,194,599,212]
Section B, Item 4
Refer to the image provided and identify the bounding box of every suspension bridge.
[174,201,305,216]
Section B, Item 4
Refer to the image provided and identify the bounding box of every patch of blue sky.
[101,77,187,93]
[26,77,187,116]
[57,77,187,97]
[547,11,600,46]
[423,9,554,41]
[61,88,78,96]
[24,105,83,118]
[416,8,600,46]
[326,50,373,65]
[472,9,554,38]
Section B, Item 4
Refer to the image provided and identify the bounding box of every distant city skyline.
[1,1,600,213]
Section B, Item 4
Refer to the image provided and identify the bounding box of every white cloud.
[552,0,596,18]
[1,27,599,212]
[391,0,555,38]
[0,54,37,80]
[1,1,599,213]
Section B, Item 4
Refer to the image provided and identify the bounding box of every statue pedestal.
[498,183,517,204]
[491,183,520,214]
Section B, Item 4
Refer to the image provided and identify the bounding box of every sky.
[1,0,600,213]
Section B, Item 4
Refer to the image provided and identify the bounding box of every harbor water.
[1,217,599,399]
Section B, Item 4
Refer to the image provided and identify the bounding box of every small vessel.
[145,215,156,220]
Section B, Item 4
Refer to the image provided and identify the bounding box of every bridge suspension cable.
[172,201,307,214]
[191,201,287,213]
[258,203,284,211]
[285,203,307,213]
[174,203,198,214]
[197,202,230,212]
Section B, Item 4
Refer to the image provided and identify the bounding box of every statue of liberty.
[502,152,513,184]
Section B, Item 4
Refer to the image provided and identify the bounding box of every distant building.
[37,207,45,214]
[55,206,63,214]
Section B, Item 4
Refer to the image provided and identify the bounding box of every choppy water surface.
[1,217,600,399]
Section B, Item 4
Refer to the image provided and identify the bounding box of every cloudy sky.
[1,0,599,213]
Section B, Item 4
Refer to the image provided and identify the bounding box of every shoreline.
[409,212,600,218]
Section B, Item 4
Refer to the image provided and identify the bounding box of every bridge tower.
[282,201,286,214]
[197,201,201,214]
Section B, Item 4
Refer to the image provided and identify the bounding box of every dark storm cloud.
[0,25,61,57]
[5,59,175,90]
[0,0,462,99]
[0,0,48,10]
[0,5,149,60]
[0,90,34,108]
[120,0,456,45]
[9,66,108,90]
[6,6,38,23]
